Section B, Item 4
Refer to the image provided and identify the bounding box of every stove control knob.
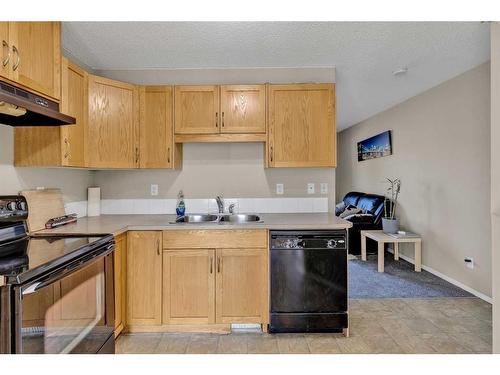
[17,201,27,211]
[6,201,17,211]
[327,239,337,248]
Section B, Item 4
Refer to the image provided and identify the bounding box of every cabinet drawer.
[162,229,267,249]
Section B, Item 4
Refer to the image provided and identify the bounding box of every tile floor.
[116,297,492,354]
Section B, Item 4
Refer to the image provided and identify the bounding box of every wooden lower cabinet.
[160,229,268,331]
[162,249,215,324]
[216,248,267,324]
[126,231,162,327]
[113,233,127,337]
[123,229,268,333]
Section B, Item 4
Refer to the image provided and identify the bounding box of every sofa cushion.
[343,192,363,207]
[356,195,385,215]
[344,213,375,223]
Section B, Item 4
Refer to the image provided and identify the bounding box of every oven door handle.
[21,243,114,296]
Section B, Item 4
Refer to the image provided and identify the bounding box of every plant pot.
[382,218,400,234]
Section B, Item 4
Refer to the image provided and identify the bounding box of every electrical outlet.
[307,183,315,194]
[276,183,284,195]
[150,184,159,196]
[464,257,474,269]
[320,183,328,194]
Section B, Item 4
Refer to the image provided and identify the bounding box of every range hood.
[0,81,75,126]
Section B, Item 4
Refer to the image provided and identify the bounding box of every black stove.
[0,195,115,354]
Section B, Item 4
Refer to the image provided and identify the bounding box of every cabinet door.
[60,57,88,167]
[216,248,268,324]
[14,126,62,166]
[268,84,336,167]
[174,85,219,134]
[126,231,162,326]
[114,233,127,336]
[139,86,179,168]
[88,75,139,168]
[0,22,12,80]
[9,22,61,100]
[163,249,215,324]
[220,85,266,134]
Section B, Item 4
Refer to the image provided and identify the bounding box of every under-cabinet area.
[122,229,268,334]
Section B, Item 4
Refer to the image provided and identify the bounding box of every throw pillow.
[339,206,362,219]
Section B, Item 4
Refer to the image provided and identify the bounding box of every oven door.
[14,251,114,354]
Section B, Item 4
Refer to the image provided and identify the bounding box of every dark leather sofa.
[336,191,386,255]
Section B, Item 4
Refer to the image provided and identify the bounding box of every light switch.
[276,183,284,195]
[307,183,315,194]
[320,183,328,194]
[150,184,159,196]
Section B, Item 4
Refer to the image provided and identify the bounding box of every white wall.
[490,23,500,354]
[93,143,336,211]
[0,126,93,203]
[337,63,491,298]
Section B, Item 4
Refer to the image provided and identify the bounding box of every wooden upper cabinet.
[268,83,336,168]
[174,85,219,134]
[0,22,12,80]
[139,86,181,169]
[60,57,88,167]
[14,126,62,166]
[127,231,162,326]
[8,22,61,100]
[14,57,87,167]
[220,85,266,134]
[88,75,139,168]
[163,249,216,325]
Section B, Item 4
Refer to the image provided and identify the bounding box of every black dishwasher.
[269,230,348,334]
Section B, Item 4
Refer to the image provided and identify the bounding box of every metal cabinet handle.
[156,238,160,255]
[12,45,20,71]
[167,147,171,164]
[210,256,213,274]
[135,147,139,164]
[270,145,273,162]
[63,138,69,159]
[2,40,9,67]
[217,256,221,273]
[215,112,218,128]
[221,112,224,127]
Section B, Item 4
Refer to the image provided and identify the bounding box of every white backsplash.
[64,201,88,218]
[96,197,329,215]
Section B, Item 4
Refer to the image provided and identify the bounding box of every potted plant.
[382,178,401,234]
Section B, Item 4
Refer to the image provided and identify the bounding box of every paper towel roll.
[87,187,101,217]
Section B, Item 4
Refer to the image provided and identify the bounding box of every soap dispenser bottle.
[176,190,186,217]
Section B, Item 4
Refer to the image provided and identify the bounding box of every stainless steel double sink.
[172,214,262,224]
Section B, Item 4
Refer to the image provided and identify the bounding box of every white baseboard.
[386,248,492,304]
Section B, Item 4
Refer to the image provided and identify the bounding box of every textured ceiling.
[62,22,490,130]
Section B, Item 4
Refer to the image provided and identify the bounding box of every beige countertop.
[34,213,352,237]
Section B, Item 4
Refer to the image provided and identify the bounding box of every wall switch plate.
[150,184,159,196]
[276,183,284,195]
[320,183,328,194]
[465,257,474,269]
[307,183,315,194]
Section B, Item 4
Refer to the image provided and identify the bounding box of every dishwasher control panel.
[270,230,347,250]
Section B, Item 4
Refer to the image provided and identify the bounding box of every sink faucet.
[215,196,224,214]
